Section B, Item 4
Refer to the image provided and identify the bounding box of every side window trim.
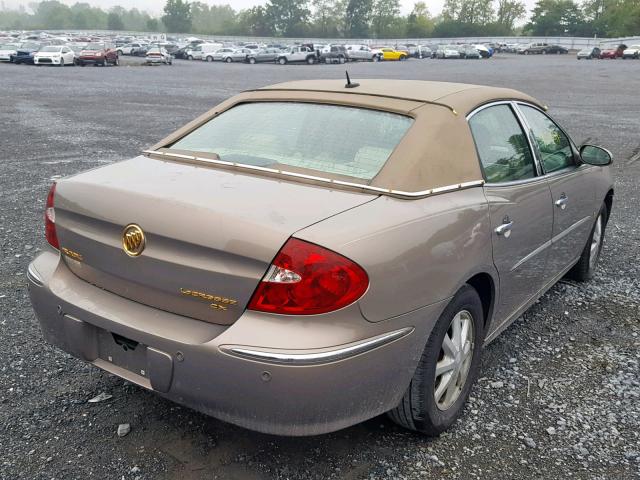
[513,101,579,176]
[466,100,542,185]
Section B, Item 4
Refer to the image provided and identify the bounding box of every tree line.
[0,0,638,38]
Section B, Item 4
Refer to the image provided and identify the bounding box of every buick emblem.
[122,224,146,257]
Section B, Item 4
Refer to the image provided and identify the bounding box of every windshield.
[20,43,40,50]
[0,44,15,50]
[40,46,60,52]
[170,102,413,180]
[85,43,104,50]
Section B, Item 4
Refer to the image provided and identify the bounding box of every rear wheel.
[388,285,484,436]
[567,204,607,281]
[249,57,256,64]
[225,57,232,63]
[187,55,193,60]
[306,56,315,65]
[278,57,287,65]
[206,56,213,62]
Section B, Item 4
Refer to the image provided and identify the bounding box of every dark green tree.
[371,0,400,37]
[107,12,125,30]
[265,0,310,36]
[162,0,192,33]
[525,0,586,35]
[406,2,434,37]
[345,0,373,37]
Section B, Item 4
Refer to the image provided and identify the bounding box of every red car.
[77,42,119,66]
[600,44,627,59]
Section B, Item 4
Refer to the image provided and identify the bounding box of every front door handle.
[495,221,514,237]
[555,194,568,210]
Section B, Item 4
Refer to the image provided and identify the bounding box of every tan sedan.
[28,80,613,436]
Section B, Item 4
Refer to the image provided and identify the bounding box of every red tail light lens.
[45,182,59,250]
[248,238,369,315]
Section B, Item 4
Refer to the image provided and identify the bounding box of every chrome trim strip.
[27,264,44,287]
[511,240,552,272]
[509,216,591,272]
[143,150,484,199]
[220,327,414,365]
[552,215,591,243]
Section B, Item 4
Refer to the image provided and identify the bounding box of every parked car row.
[0,39,175,67]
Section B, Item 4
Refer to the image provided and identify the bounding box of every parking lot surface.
[1,55,639,480]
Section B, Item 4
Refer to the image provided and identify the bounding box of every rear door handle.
[555,194,568,209]
[495,221,514,237]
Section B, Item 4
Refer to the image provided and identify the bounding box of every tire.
[117,50,123,56]
[225,57,232,63]
[399,55,406,61]
[566,204,607,281]
[306,56,315,65]
[278,57,287,65]
[249,57,256,64]
[338,55,345,64]
[102,58,107,67]
[114,56,119,66]
[59,58,64,67]
[187,55,193,61]
[372,55,379,62]
[542,49,547,54]
[525,50,529,55]
[387,284,485,436]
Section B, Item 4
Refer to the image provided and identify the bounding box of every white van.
[186,43,223,61]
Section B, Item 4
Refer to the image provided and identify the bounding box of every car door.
[61,47,71,63]
[468,102,554,328]
[516,103,596,277]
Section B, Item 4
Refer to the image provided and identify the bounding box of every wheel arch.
[465,272,496,332]
[604,188,614,224]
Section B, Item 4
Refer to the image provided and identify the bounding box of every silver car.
[28,80,613,437]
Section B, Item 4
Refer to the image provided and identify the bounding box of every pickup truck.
[345,44,382,62]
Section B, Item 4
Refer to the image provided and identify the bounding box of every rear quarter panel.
[296,187,496,322]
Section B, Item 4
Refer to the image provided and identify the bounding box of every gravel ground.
[0,54,638,480]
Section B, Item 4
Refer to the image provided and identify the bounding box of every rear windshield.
[170,102,412,180]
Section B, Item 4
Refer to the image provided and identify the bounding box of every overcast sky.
[2,0,539,18]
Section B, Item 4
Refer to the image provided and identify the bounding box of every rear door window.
[468,104,536,183]
[170,102,413,180]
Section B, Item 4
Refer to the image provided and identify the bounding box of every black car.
[11,43,42,64]
[172,46,190,60]
[545,45,569,54]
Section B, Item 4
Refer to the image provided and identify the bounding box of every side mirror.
[580,144,612,166]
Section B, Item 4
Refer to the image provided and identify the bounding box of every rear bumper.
[28,251,443,435]
[78,57,104,64]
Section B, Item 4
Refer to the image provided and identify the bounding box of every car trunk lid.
[54,156,376,325]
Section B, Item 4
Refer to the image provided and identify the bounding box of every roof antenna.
[345,71,359,89]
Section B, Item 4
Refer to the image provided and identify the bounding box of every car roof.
[256,79,542,114]
[150,80,545,198]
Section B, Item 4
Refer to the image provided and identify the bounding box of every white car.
[117,42,148,56]
[436,45,461,59]
[0,44,17,62]
[622,45,640,59]
[145,47,172,65]
[34,45,75,66]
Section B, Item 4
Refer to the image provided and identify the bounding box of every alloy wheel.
[434,310,475,411]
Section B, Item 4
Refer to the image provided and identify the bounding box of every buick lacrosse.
[28,80,613,436]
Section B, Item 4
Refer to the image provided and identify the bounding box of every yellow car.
[379,48,409,61]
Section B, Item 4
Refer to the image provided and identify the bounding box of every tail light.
[45,182,59,250]
[248,238,368,315]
